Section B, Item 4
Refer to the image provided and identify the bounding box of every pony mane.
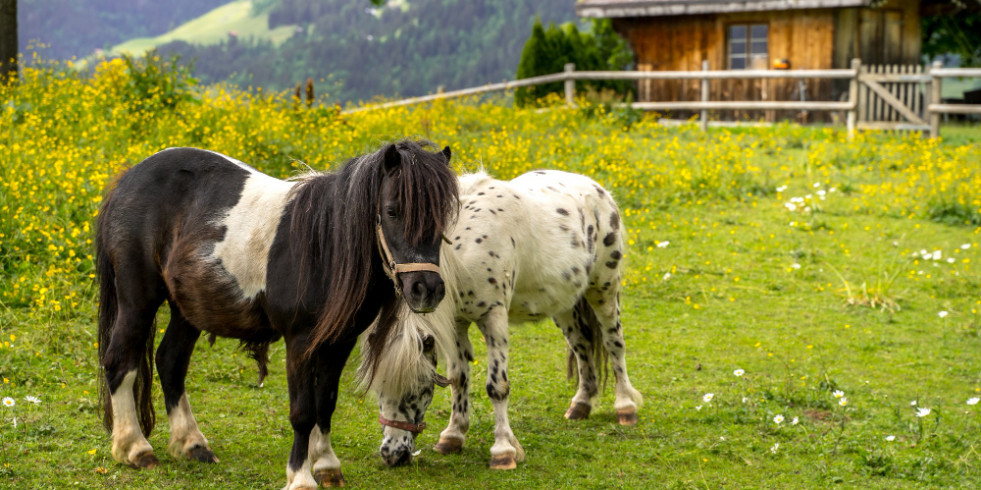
[293,140,458,356]
[358,187,471,392]
[357,302,456,394]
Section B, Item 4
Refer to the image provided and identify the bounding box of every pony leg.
[435,319,474,455]
[584,289,643,426]
[476,309,524,470]
[283,335,354,490]
[283,335,320,490]
[552,306,600,421]
[155,302,218,463]
[310,338,356,487]
[102,267,164,469]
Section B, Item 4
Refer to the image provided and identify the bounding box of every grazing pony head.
[300,140,457,354]
[359,303,453,467]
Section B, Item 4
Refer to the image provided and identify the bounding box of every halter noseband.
[378,414,427,434]
[375,216,441,294]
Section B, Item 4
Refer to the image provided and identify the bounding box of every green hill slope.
[148,0,577,103]
[109,0,297,56]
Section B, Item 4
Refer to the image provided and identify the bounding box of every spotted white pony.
[362,169,642,469]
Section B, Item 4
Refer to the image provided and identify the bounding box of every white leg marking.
[110,370,154,465]
[167,393,214,460]
[283,425,338,490]
[308,424,340,475]
[489,397,524,464]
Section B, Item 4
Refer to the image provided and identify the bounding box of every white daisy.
[967,397,980,406]
[733,369,745,377]
[2,397,13,408]
[703,393,714,403]
[773,414,784,424]
[916,407,931,417]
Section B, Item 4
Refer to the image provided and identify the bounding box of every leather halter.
[379,414,427,434]
[375,216,441,295]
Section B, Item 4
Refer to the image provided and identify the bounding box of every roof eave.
[576,0,875,18]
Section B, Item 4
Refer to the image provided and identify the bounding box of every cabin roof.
[576,0,877,17]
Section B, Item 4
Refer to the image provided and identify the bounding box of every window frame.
[727,22,769,70]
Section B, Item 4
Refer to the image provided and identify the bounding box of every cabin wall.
[612,1,922,118]
[834,0,921,67]
[615,9,836,115]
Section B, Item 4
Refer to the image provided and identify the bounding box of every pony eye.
[385,206,399,219]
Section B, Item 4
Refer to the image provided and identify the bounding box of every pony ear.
[382,144,401,174]
[440,146,451,163]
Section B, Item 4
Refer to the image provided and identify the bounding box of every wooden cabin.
[576,0,922,114]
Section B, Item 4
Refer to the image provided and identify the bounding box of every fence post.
[928,60,942,139]
[847,59,860,140]
[564,63,576,107]
[700,60,709,132]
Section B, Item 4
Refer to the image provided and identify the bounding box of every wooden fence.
[342,59,981,139]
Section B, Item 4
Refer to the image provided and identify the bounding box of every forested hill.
[20,0,229,60]
[154,0,576,103]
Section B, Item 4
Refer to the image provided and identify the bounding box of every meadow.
[1,56,981,488]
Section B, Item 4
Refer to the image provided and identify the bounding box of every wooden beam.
[929,104,981,115]
[632,101,853,111]
[861,78,927,126]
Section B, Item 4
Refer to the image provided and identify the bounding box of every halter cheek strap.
[375,217,441,294]
[378,414,427,434]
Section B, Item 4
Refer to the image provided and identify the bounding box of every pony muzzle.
[398,269,445,313]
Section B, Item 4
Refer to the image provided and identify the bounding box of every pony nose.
[382,446,413,467]
[402,272,444,312]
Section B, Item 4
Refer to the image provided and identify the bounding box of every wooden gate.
[857,64,930,131]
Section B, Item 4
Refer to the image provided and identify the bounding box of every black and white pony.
[361,170,642,469]
[95,141,457,488]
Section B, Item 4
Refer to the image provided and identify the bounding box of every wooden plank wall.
[615,9,835,120]
[612,0,922,121]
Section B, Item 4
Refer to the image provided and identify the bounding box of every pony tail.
[96,237,117,433]
[565,297,609,387]
[136,329,156,437]
[96,187,156,437]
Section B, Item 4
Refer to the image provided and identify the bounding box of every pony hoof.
[617,408,639,426]
[314,469,346,487]
[564,402,591,420]
[434,437,463,454]
[489,454,517,470]
[188,445,219,463]
[133,451,160,469]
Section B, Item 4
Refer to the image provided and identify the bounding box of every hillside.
[110,0,299,56]
[151,0,578,102]
[19,0,229,59]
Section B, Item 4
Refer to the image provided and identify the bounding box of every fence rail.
[342,60,981,138]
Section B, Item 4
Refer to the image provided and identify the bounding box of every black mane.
[288,140,458,354]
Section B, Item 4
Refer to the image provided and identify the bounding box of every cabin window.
[728,24,768,70]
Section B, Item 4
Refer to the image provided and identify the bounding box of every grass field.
[1,58,981,488]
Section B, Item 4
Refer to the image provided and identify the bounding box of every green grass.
[1,64,980,487]
[4,168,980,488]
